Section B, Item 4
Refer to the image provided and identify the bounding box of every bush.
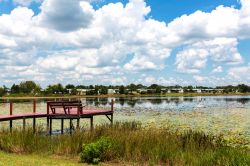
[80,137,117,164]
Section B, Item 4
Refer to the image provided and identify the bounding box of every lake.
[0,95,249,148]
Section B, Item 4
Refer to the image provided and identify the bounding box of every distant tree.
[155,86,162,94]
[89,85,94,89]
[11,84,20,93]
[237,84,250,93]
[76,85,87,89]
[45,83,65,94]
[99,86,108,95]
[0,87,5,96]
[127,84,137,91]
[19,81,41,94]
[119,86,125,94]
[65,84,75,89]
[149,84,158,89]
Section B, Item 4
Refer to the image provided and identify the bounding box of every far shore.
[0,92,250,100]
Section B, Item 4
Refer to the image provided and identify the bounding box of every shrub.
[80,137,117,164]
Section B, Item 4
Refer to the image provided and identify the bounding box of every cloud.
[37,0,94,32]
[13,0,43,6]
[228,64,250,80]
[0,0,250,86]
[175,38,243,73]
[212,66,223,73]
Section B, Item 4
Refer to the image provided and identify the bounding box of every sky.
[0,0,250,87]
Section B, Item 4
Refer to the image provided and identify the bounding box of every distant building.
[137,89,148,94]
[76,89,87,95]
[168,88,184,93]
[107,89,119,94]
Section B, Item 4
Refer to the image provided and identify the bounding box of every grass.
[0,151,82,166]
[0,122,249,165]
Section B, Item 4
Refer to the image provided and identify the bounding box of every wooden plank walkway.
[0,99,114,134]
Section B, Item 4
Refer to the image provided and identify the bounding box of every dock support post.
[76,118,80,130]
[90,116,93,130]
[9,121,12,132]
[61,119,64,134]
[47,117,49,134]
[23,118,26,131]
[49,118,52,135]
[111,113,113,126]
[69,119,73,134]
[33,118,36,133]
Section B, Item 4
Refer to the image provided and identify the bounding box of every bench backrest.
[47,100,82,114]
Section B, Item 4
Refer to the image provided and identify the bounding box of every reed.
[0,122,249,165]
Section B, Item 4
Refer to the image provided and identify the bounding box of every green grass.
[0,151,82,166]
[0,122,249,165]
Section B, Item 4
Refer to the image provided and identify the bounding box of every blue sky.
[0,0,249,87]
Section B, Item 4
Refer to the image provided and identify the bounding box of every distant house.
[193,89,202,93]
[107,89,119,94]
[67,89,73,94]
[137,88,148,94]
[168,88,184,93]
[192,88,224,93]
[76,89,87,95]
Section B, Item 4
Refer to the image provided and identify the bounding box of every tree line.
[0,81,249,96]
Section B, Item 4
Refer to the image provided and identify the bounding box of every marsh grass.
[0,122,249,165]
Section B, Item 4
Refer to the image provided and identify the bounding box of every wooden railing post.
[111,99,114,126]
[33,99,36,113]
[10,101,13,132]
[33,99,36,133]
[46,102,50,134]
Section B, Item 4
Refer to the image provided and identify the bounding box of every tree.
[0,87,5,96]
[11,84,20,93]
[65,84,75,89]
[119,86,125,94]
[19,81,41,94]
[237,84,250,93]
[45,84,65,94]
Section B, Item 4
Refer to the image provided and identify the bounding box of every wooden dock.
[0,99,114,134]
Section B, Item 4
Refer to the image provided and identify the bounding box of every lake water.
[0,95,249,148]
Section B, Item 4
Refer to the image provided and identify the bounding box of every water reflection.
[0,96,250,111]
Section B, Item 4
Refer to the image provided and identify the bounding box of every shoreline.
[0,92,250,99]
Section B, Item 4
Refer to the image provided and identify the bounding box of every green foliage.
[0,87,5,96]
[80,137,117,164]
[119,85,125,94]
[45,83,65,94]
[19,81,41,94]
